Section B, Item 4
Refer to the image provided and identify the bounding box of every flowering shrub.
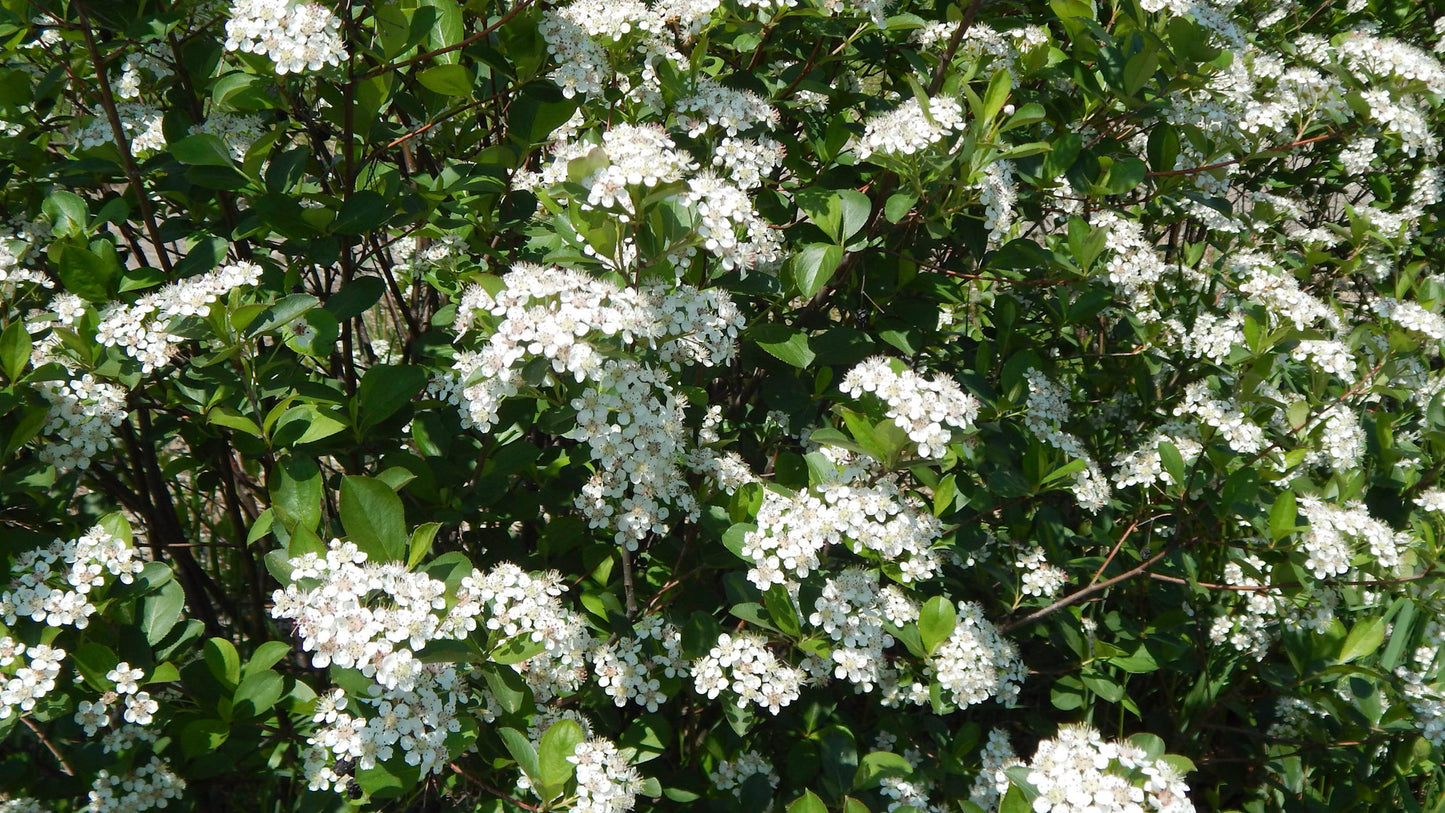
[3,0,1445,810]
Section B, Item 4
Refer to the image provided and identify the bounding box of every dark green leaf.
[339,475,408,562]
[919,596,956,655]
[538,719,586,795]
[0,321,29,380]
[358,364,428,430]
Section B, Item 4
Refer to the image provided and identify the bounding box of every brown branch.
[1002,543,1179,633]
[927,0,986,96]
[76,3,173,274]
[358,0,537,80]
[1146,132,1340,178]
[21,717,74,776]
[449,762,542,811]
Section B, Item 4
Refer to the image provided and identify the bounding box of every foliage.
[1,0,1445,811]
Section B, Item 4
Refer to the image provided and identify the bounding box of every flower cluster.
[475,563,592,701]
[1111,431,1201,491]
[968,728,1021,811]
[693,632,804,714]
[1207,553,1336,659]
[223,0,346,74]
[449,264,742,548]
[1015,546,1067,599]
[710,750,779,798]
[0,640,65,721]
[1016,724,1194,813]
[0,524,143,629]
[568,737,646,813]
[75,103,167,156]
[37,375,128,471]
[853,96,966,159]
[590,615,687,710]
[676,77,778,136]
[1173,380,1264,455]
[1023,369,1111,512]
[740,479,943,589]
[927,601,1024,708]
[270,538,482,690]
[97,261,264,373]
[1297,496,1406,579]
[189,113,267,162]
[1396,621,1445,747]
[86,756,187,813]
[841,356,980,459]
[807,568,913,692]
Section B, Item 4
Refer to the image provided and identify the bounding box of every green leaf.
[407,522,442,570]
[334,191,391,234]
[884,192,918,224]
[53,241,118,303]
[1041,133,1082,180]
[1270,491,1297,541]
[791,243,844,299]
[325,276,386,321]
[171,133,237,166]
[1381,599,1417,672]
[339,475,408,563]
[1338,617,1386,664]
[208,407,264,438]
[538,719,586,796]
[1123,45,1159,98]
[481,664,532,716]
[43,190,88,236]
[71,642,118,692]
[418,64,473,96]
[140,579,186,645]
[273,404,348,446]
[1001,103,1046,131]
[204,637,242,688]
[270,457,323,534]
[246,293,319,336]
[1157,441,1185,486]
[358,364,428,430]
[1081,671,1124,702]
[796,188,870,244]
[933,473,956,517]
[983,69,1013,123]
[492,634,547,665]
[1039,458,1086,487]
[244,641,292,678]
[508,82,580,146]
[0,321,30,380]
[753,325,815,368]
[1000,784,1033,813]
[788,790,827,813]
[919,596,956,655]
[233,669,284,718]
[417,0,463,64]
[764,585,801,637]
[854,751,913,789]
[1100,157,1147,195]
[181,719,230,756]
[499,726,541,782]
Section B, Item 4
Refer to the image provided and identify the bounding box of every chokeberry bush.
[2,0,1445,810]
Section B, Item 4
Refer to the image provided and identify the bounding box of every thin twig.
[449,762,542,811]
[21,718,74,776]
[1002,543,1179,633]
[76,4,173,275]
[927,0,986,95]
[358,0,537,80]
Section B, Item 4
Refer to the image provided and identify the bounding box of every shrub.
[1,0,1444,810]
